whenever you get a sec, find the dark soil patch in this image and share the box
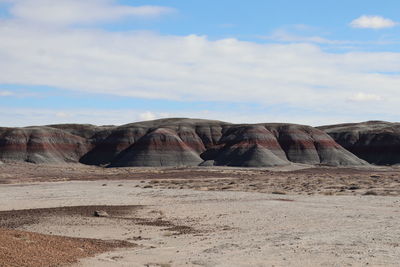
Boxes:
[164,225,196,235]
[0,205,198,235]
[0,205,142,229]
[0,228,134,267]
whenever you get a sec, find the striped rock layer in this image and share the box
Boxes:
[0,118,368,167]
[319,121,400,165]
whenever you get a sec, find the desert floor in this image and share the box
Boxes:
[1,163,400,266]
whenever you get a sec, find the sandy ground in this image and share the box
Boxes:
[1,173,400,266]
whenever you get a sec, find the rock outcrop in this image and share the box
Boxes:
[319,121,400,165]
[0,118,368,167]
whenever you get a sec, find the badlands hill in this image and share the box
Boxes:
[319,121,400,165]
[0,118,368,167]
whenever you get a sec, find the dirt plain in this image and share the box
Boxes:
[1,162,400,196]
[1,163,400,266]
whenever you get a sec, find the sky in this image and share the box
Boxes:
[1,0,400,127]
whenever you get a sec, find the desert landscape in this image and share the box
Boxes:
[0,119,400,266]
[2,0,400,266]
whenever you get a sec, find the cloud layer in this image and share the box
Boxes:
[1,23,399,114]
[348,92,383,102]
[2,0,174,25]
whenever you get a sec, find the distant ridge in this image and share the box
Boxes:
[0,118,369,167]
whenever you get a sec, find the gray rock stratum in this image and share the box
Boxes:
[319,121,400,165]
[0,118,368,167]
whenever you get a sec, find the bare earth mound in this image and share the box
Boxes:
[319,121,400,165]
[0,118,367,167]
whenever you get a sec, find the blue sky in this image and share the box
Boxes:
[118,0,400,45]
[1,0,400,126]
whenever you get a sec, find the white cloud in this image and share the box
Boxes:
[5,0,174,25]
[348,92,383,102]
[55,111,70,118]
[0,89,40,97]
[138,111,158,121]
[0,90,13,96]
[350,15,397,29]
